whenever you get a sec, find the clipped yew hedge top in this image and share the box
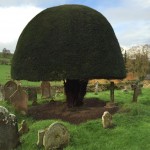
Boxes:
[11,4,126,81]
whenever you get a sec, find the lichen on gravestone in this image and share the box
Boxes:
[0,106,20,150]
[102,111,113,128]
[43,122,70,150]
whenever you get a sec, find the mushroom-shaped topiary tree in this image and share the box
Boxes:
[11,4,126,107]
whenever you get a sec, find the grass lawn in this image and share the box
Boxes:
[0,88,149,150]
[0,64,11,84]
[0,64,63,86]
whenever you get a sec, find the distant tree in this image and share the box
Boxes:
[126,49,149,80]
[126,54,136,75]
[135,50,149,80]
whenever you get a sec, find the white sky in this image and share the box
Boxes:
[0,0,150,52]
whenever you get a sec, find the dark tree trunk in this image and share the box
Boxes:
[64,79,88,107]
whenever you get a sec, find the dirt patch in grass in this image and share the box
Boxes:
[28,99,118,124]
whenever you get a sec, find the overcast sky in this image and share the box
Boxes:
[0,0,150,52]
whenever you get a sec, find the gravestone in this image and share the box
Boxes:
[0,85,4,101]
[27,87,37,101]
[4,80,17,101]
[18,120,29,136]
[50,87,57,100]
[10,85,28,114]
[41,81,51,98]
[132,83,143,102]
[43,122,70,150]
[102,111,113,128]
[94,81,99,94]
[0,106,19,150]
[37,129,46,147]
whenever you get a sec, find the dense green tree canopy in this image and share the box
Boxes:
[11,4,126,81]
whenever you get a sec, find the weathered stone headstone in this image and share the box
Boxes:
[94,81,99,94]
[4,80,17,101]
[41,81,51,98]
[37,129,46,147]
[0,85,4,101]
[0,106,19,150]
[18,120,29,136]
[50,87,57,100]
[102,111,113,128]
[132,83,143,102]
[10,85,28,114]
[43,122,70,150]
[27,87,37,101]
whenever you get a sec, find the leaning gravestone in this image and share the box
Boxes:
[41,81,51,98]
[4,80,18,101]
[43,122,70,150]
[10,85,28,114]
[0,106,19,150]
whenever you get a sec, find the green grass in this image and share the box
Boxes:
[16,116,149,150]
[0,64,63,86]
[0,88,149,150]
[66,114,150,150]
[0,64,11,84]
